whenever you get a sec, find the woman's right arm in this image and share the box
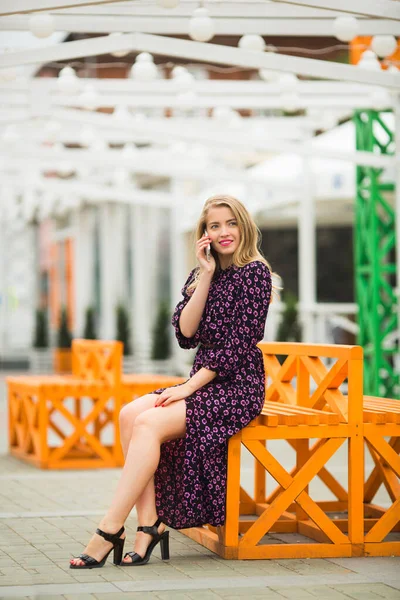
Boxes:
[179,232,216,338]
[179,269,213,338]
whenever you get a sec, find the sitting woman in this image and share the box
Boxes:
[69,193,275,568]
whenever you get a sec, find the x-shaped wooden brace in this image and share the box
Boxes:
[48,402,113,443]
[299,356,348,420]
[11,391,40,455]
[365,437,400,504]
[74,349,118,385]
[264,354,348,422]
[364,433,400,543]
[46,392,114,463]
[264,355,297,404]
[240,437,349,547]
[265,438,348,505]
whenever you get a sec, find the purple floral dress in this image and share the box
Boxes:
[151,260,272,529]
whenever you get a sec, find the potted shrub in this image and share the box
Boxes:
[116,303,134,373]
[277,292,301,343]
[54,306,73,373]
[276,292,301,365]
[83,306,97,339]
[150,300,173,374]
[30,308,52,373]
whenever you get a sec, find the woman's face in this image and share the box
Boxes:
[205,205,240,259]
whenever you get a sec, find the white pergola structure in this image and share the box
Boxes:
[0,0,399,367]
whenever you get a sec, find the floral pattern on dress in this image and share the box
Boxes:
[150,260,272,529]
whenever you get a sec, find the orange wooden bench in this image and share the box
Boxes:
[181,342,399,558]
[8,339,184,469]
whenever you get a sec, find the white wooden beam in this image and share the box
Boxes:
[1,108,395,168]
[0,0,131,16]
[1,33,398,89]
[1,147,301,188]
[275,0,400,20]
[0,78,383,96]
[0,1,375,19]
[0,90,388,110]
[50,2,348,18]
[1,114,317,142]
[2,14,399,35]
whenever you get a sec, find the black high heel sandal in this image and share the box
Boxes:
[120,517,169,566]
[69,525,125,569]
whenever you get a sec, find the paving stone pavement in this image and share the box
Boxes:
[0,378,399,599]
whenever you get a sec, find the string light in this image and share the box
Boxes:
[44,41,399,78]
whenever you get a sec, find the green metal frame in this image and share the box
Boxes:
[353,109,398,398]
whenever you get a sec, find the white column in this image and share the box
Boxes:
[73,206,95,337]
[298,157,317,343]
[147,204,163,331]
[131,204,151,365]
[2,219,37,351]
[130,202,168,368]
[170,180,191,373]
[99,202,127,339]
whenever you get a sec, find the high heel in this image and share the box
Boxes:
[120,518,169,566]
[69,526,125,569]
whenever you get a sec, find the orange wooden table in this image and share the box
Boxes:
[7,339,184,470]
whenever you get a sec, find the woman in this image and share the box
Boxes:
[70,194,275,569]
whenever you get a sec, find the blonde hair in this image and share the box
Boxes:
[187,194,280,299]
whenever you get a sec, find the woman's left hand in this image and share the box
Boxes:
[154,383,193,407]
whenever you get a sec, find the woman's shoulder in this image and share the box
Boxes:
[240,260,271,277]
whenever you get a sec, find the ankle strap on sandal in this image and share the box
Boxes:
[137,517,162,537]
[96,525,125,544]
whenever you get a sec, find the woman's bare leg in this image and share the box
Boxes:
[119,395,165,559]
[70,396,186,566]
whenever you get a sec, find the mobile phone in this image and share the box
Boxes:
[204,229,211,261]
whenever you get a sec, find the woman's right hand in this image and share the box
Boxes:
[196,233,216,274]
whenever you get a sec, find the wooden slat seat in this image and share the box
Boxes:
[261,400,340,426]
[363,396,400,424]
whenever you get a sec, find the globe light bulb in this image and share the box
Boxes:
[174,71,195,92]
[29,13,55,38]
[157,0,180,7]
[57,68,81,95]
[281,92,300,113]
[45,120,61,143]
[80,83,98,110]
[108,32,131,58]
[371,35,397,58]
[130,53,158,81]
[189,7,215,42]
[172,65,187,78]
[278,73,298,92]
[238,35,265,52]
[332,16,359,42]
[358,50,381,71]
[0,67,17,82]
[370,87,391,110]
[259,68,280,82]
